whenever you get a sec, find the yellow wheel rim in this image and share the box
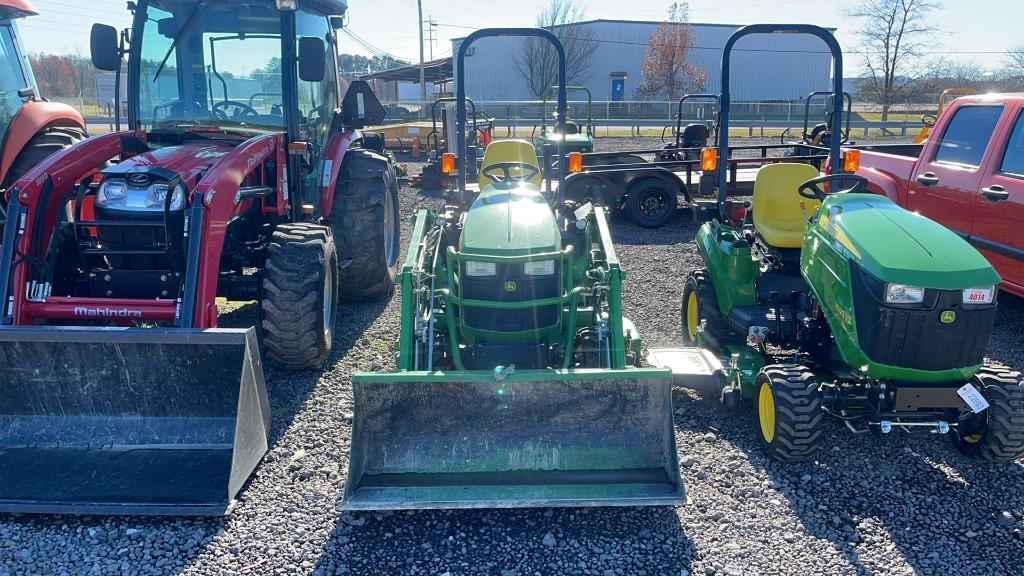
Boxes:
[962,432,983,444]
[759,383,776,443]
[686,291,699,341]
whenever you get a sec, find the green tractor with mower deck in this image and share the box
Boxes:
[342,29,682,510]
[650,24,1024,462]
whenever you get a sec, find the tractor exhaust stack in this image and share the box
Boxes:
[342,369,683,510]
[0,327,270,515]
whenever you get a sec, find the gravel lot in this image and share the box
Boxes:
[2,136,1024,575]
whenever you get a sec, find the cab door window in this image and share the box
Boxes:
[933,105,1004,168]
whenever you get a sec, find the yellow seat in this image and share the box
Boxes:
[751,163,822,249]
[478,139,543,189]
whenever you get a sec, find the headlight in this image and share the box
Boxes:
[963,286,995,304]
[885,284,925,304]
[465,261,496,277]
[96,180,128,207]
[146,183,185,210]
[523,259,555,276]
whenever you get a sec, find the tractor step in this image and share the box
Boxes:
[646,347,727,394]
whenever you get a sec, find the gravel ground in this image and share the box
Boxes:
[2,136,1023,575]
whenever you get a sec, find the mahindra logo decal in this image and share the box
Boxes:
[73,306,144,319]
[128,173,151,187]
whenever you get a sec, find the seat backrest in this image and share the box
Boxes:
[751,163,822,248]
[680,124,710,147]
[479,139,543,189]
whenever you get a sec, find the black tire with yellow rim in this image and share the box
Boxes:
[753,364,824,461]
[680,270,728,348]
[951,362,1024,462]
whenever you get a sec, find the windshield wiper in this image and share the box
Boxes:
[153,0,211,82]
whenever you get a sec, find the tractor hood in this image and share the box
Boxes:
[814,194,999,289]
[101,142,235,192]
[459,185,560,256]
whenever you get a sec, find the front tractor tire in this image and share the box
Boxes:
[680,269,728,348]
[332,149,400,301]
[260,224,339,371]
[952,363,1024,462]
[754,365,824,461]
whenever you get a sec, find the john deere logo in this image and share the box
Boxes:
[504,281,517,292]
[940,310,956,324]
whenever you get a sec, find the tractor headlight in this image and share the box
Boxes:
[96,180,128,207]
[963,285,995,305]
[465,261,496,277]
[145,182,185,211]
[885,284,925,304]
[523,259,555,276]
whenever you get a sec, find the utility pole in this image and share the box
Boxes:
[418,0,426,118]
[427,17,437,61]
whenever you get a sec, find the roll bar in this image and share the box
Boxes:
[456,28,567,197]
[802,90,852,143]
[675,93,720,147]
[717,24,844,219]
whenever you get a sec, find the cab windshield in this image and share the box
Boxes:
[0,24,27,139]
[135,0,337,136]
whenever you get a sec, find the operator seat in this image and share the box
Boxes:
[478,139,544,189]
[751,163,821,250]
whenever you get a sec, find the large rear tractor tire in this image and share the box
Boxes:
[952,362,1024,462]
[260,223,339,371]
[2,125,87,189]
[680,269,729,348]
[625,178,677,228]
[754,365,824,461]
[331,149,400,301]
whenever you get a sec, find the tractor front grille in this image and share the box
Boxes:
[460,263,559,333]
[851,266,995,372]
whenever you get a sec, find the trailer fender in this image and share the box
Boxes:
[0,101,86,186]
[563,173,616,208]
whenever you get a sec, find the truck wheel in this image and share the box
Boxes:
[2,125,87,188]
[260,223,338,370]
[680,269,728,348]
[332,149,400,301]
[625,178,677,228]
[951,363,1024,462]
[754,365,824,461]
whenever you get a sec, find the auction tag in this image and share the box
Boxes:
[957,384,989,414]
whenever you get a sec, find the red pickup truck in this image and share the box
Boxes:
[851,94,1024,297]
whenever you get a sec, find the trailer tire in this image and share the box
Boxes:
[754,365,824,461]
[625,178,677,228]
[2,125,86,188]
[680,269,729,348]
[261,223,338,371]
[332,149,400,301]
[952,362,1024,462]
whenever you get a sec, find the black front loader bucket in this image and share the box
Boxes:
[0,327,270,515]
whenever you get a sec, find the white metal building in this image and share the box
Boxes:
[452,20,837,102]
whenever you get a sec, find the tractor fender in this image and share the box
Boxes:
[694,220,757,316]
[0,100,85,186]
[318,129,360,216]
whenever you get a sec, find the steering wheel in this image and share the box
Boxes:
[213,100,258,121]
[798,174,869,200]
[921,114,937,128]
[482,162,540,185]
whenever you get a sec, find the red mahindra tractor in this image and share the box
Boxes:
[0,0,87,224]
[0,0,398,515]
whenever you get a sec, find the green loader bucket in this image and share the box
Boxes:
[343,368,683,510]
[0,326,270,515]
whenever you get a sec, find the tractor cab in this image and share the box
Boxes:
[0,1,36,152]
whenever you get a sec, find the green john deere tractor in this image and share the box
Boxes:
[342,29,682,510]
[649,24,1024,462]
[534,85,594,161]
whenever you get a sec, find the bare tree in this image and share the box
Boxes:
[513,0,597,100]
[1001,46,1024,88]
[847,0,940,119]
[635,3,707,101]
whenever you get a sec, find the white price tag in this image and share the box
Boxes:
[957,384,989,414]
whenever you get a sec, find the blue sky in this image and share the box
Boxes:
[16,0,1024,75]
